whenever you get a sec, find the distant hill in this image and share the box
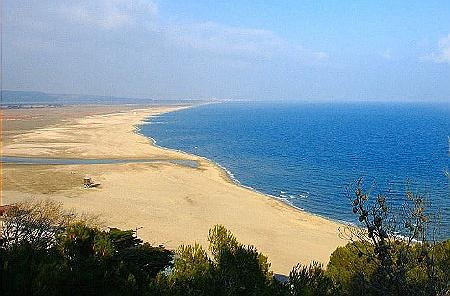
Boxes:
[1,90,207,107]
[1,90,60,105]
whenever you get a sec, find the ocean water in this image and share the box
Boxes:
[140,102,450,240]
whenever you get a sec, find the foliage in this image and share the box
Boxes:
[327,242,381,295]
[1,190,448,296]
[157,243,214,295]
[158,224,278,295]
[327,239,450,296]
[336,178,450,296]
[0,201,172,296]
[208,224,239,259]
[1,199,78,249]
[288,261,338,296]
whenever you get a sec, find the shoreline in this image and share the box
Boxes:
[139,106,351,227]
[135,105,242,185]
[2,104,347,274]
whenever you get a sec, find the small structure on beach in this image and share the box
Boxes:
[83,177,93,188]
[83,177,100,188]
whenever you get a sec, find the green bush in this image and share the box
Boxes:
[2,197,448,295]
[327,240,450,296]
[327,242,377,295]
[158,243,214,295]
[289,261,338,296]
[1,219,172,296]
[158,224,278,296]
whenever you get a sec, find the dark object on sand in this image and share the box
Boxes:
[83,177,100,188]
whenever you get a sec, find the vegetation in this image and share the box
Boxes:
[0,200,172,296]
[155,224,278,295]
[335,178,449,295]
[1,187,449,295]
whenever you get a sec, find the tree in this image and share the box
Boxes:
[336,178,449,296]
[158,224,278,296]
[0,200,173,296]
[327,242,377,295]
[158,243,214,296]
[0,199,86,250]
[288,261,338,296]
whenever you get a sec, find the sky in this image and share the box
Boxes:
[2,0,450,101]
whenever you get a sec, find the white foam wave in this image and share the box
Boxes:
[215,163,242,185]
[298,192,309,199]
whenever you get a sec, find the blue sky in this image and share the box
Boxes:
[3,0,450,101]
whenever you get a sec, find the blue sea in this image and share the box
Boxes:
[140,102,450,240]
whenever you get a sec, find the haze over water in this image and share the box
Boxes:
[142,102,450,239]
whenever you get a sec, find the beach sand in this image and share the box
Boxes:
[1,105,347,275]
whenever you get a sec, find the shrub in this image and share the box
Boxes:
[289,261,338,296]
[335,179,450,296]
[158,243,214,296]
[158,224,278,296]
[0,201,172,296]
[327,242,377,295]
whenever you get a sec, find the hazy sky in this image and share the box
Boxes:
[3,0,450,101]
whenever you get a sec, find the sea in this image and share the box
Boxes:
[140,102,450,240]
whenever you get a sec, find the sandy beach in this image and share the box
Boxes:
[1,105,347,275]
